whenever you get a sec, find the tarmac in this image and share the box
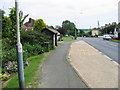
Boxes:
[68,40,119,88]
[40,41,88,88]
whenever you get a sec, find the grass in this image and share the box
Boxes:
[110,39,120,42]
[3,53,48,88]
[62,36,75,42]
[57,42,63,46]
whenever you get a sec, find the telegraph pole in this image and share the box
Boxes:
[15,0,25,88]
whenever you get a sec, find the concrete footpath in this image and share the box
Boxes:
[40,42,88,88]
[68,40,119,88]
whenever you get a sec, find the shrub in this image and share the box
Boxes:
[50,45,55,50]
[23,44,34,56]
[2,48,17,65]
[21,30,50,46]
[23,43,45,60]
[4,61,17,74]
[33,44,45,54]
[118,32,120,40]
[0,73,10,81]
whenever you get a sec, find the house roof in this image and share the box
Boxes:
[22,25,27,29]
[24,18,35,27]
[22,18,35,30]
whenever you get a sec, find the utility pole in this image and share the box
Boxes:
[15,0,25,88]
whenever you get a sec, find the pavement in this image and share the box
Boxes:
[68,40,119,88]
[39,41,88,88]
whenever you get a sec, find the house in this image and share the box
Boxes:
[114,23,120,38]
[22,18,35,31]
[92,28,99,36]
[41,28,60,46]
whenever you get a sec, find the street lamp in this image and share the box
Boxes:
[75,27,77,40]
[15,0,25,88]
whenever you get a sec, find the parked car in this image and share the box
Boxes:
[103,35,111,40]
[111,36,120,40]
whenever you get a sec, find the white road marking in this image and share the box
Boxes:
[109,44,118,47]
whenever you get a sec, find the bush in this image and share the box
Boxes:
[4,61,17,74]
[21,30,50,46]
[2,30,54,76]
[33,44,45,54]
[50,45,55,50]
[23,44,35,56]
[118,32,120,39]
[2,48,17,65]
[23,43,45,60]
[0,73,10,81]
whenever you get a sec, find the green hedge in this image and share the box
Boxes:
[2,30,53,75]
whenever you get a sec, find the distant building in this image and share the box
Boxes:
[22,18,35,31]
[92,28,99,36]
[114,23,120,37]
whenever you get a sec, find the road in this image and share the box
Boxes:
[40,41,89,88]
[77,37,119,63]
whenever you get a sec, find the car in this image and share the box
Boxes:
[103,35,111,40]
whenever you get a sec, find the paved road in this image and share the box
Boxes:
[77,37,119,63]
[40,41,89,88]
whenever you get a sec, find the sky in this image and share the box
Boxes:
[0,0,119,29]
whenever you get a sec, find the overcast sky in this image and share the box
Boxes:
[0,0,119,29]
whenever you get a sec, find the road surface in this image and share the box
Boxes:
[77,37,119,63]
[40,41,89,88]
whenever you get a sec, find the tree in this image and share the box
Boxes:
[48,25,54,29]
[62,20,76,36]
[33,19,47,31]
[0,9,5,38]
[101,22,117,35]
[2,7,28,46]
[9,7,28,38]
[2,16,12,38]
[0,9,5,21]
[57,26,66,35]
[78,30,85,37]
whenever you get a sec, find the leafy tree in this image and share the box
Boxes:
[101,22,117,35]
[48,25,54,29]
[19,11,29,28]
[9,7,28,39]
[2,16,12,38]
[0,9,4,21]
[88,30,92,37]
[62,20,76,36]
[78,30,85,37]
[0,9,5,38]
[33,19,47,31]
[56,26,66,35]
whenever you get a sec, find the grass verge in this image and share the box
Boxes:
[3,53,48,88]
[110,39,120,42]
[62,36,74,42]
[57,42,63,46]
